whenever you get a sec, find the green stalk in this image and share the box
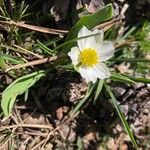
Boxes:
[70,82,94,116]
[127,76,150,84]
[111,58,150,63]
[104,83,138,149]
[54,32,101,52]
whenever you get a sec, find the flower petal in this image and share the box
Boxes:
[99,41,115,61]
[78,62,110,83]
[77,26,97,50]
[93,63,111,79]
[68,46,80,65]
[92,29,104,43]
[79,67,98,83]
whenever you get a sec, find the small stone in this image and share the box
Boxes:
[133,83,145,90]
[122,89,134,101]
[143,108,149,115]
[113,86,126,98]
[120,105,129,116]
[134,119,142,127]
[115,124,123,132]
[134,126,145,135]
[142,115,148,125]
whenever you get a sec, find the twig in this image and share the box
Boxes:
[41,112,79,149]
[5,56,58,72]
[0,20,68,35]
[1,111,79,149]
[95,16,122,30]
[115,39,135,48]
[10,114,19,124]
[16,52,29,63]
[14,106,23,123]
[22,137,31,145]
[31,139,45,150]
[19,131,48,137]
[13,44,43,59]
[0,124,53,130]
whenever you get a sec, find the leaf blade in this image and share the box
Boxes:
[1,70,45,116]
[110,72,136,84]
[93,79,104,104]
[104,83,138,149]
[65,4,113,51]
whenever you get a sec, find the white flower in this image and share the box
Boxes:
[68,26,115,83]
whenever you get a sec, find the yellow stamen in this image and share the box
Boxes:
[80,48,99,67]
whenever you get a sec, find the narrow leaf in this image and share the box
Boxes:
[127,76,150,84]
[71,82,94,116]
[37,40,55,55]
[0,54,22,64]
[1,70,45,116]
[93,79,104,104]
[111,72,136,84]
[104,83,138,148]
[0,58,6,69]
[65,4,113,51]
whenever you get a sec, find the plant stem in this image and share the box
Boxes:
[104,83,138,149]
[111,58,150,62]
[127,76,150,84]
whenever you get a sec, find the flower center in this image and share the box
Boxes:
[80,48,99,67]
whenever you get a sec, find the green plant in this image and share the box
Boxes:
[1,3,150,149]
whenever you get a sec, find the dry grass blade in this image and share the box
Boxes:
[94,16,122,31]
[0,20,68,35]
[0,124,53,131]
[5,56,58,72]
[18,131,48,137]
[40,112,79,149]
[13,44,43,59]
[31,139,45,150]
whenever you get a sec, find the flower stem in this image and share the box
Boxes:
[111,58,150,62]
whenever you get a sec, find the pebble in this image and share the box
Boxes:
[118,0,125,2]
[134,126,145,135]
[142,115,148,125]
[143,108,149,115]
[133,83,145,90]
[122,89,134,101]
[113,86,126,98]
[134,119,142,127]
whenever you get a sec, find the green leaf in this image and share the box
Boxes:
[117,25,137,42]
[37,40,55,55]
[139,40,150,52]
[104,83,138,149]
[70,82,95,116]
[93,79,104,104]
[33,37,61,50]
[65,4,113,51]
[127,76,150,84]
[0,58,6,69]
[111,58,150,63]
[1,70,45,116]
[110,72,136,84]
[0,54,22,64]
